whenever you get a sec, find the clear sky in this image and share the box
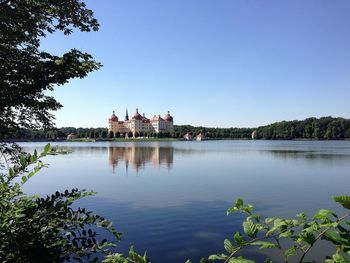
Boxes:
[42,0,350,128]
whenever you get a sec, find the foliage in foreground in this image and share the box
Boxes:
[189,198,350,263]
[0,144,149,263]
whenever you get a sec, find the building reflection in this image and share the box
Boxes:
[108,144,174,173]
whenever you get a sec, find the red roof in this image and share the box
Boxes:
[151,115,164,121]
[109,111,118,122]
[132,108,143,120]
[164,111,173,122]
[142,113,150,122]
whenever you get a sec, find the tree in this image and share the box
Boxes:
[101,130,107,138]
[89,131,95,139]
[108,131,114,138]
[346,128,350,138]
[115,132,120,138]
[0,0,101,139]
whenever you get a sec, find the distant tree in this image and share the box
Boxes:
[89,131,95,138]
[134,132,139,138]
[127,132,133,138]
[101,130,107,138]
[115,132,120,138]
[345,128,350,138]
[313,127,321,139]
[108,131,114,138]
[163,132,170,138]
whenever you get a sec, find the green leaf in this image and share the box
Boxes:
[323,230,348,245]
[21,176,27,184]
[279,230,293,238]
[236,199,244,209]
[20,155,26,166]
[43,144,52,155]
[208,254,227,260]
[329,253,350,263]
[314,209,338,220]
[250,241,277,249]
[128,245,145,263]
[247,215,260,222]
[265,217,276,224]
[298,231,316,245]
[297,212,307,220]
[284,246,297,259]
[228,256,256,263]
[224,239,236,253]
[333,196,350,210]
[9,168,14,178]
[243,204,253,215]
[227,199,245,215]
[227,207,240,215]
[243,221,258,238]
[273,218,287,228]
[266,226,278,236]
[234,232,246,246]
[304,221,320,232]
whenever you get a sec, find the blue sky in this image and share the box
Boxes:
[42,0,350,128]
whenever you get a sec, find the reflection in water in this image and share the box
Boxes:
[263,149,350,163]
[108,145,174,172]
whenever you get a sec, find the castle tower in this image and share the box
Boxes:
[125,108,129,121]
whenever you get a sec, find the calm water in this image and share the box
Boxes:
[20,140,350,262]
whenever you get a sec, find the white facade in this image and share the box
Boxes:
[108,108,174,137]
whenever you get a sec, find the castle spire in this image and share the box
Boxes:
[125,108,129,121]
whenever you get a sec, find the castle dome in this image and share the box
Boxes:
[109,111,118,122]
[132,108,143,120]
[164,111,173,122]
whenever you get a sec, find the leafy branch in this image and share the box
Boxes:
[192,198,350,263]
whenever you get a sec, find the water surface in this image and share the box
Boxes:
[20,140,350,262]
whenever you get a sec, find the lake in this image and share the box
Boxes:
[20,140,350,262]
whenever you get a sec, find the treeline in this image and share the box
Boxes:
[5,127,109,140]
[5,127,172,140]
[173,125,253,139]
[3,117,350,140]
[256,116,350,140]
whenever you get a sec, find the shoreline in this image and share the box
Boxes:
[2,138,350,143]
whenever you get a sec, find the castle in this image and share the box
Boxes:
[108,108,174,137]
